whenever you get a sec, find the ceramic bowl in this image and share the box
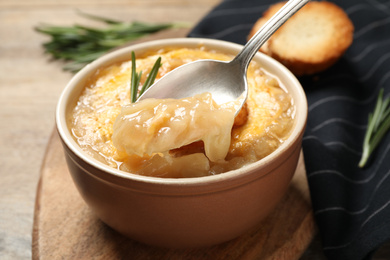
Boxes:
[56,38,308,248]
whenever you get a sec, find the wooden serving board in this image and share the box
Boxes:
[32,129,316,260]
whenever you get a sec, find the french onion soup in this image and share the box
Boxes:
[69,47,295,178]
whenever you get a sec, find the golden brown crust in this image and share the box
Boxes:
[233,102,248,127]
[248,1,354,76]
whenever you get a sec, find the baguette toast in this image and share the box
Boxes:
[248,1,354,76]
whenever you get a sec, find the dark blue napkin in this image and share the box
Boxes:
[189,1,390,259]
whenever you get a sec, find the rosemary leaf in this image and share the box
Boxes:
[130,52,162,103]
[359,89,390,168]
[76,10,121,25]
[140,57,162,95]
[371,90,384,132]
[370,111,390,155]
[130,52,139,103]
[35,11,186,72]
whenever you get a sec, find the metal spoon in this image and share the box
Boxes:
[138,0,309,111]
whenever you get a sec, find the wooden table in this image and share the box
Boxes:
[1,0,389,259]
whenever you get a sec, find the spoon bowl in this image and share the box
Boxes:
[138,0,310,110]
[138,59,246,105]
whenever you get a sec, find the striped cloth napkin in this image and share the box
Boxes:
[189,1,390,259]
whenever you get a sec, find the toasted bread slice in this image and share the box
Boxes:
[248,1,354,76]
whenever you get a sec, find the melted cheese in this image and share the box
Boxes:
[69,47,295,178]
[112,93,238,162]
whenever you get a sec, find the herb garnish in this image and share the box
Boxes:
[130,51,162,103]
[359,88,390,168]
[35,11,183,72]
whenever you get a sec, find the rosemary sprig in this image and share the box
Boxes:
[359,88,390,168]
[130,51,162,103]
[35,11,184,72]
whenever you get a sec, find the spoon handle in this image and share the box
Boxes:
[233,0,310,70]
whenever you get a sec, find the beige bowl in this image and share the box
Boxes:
[56,38,307,248]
